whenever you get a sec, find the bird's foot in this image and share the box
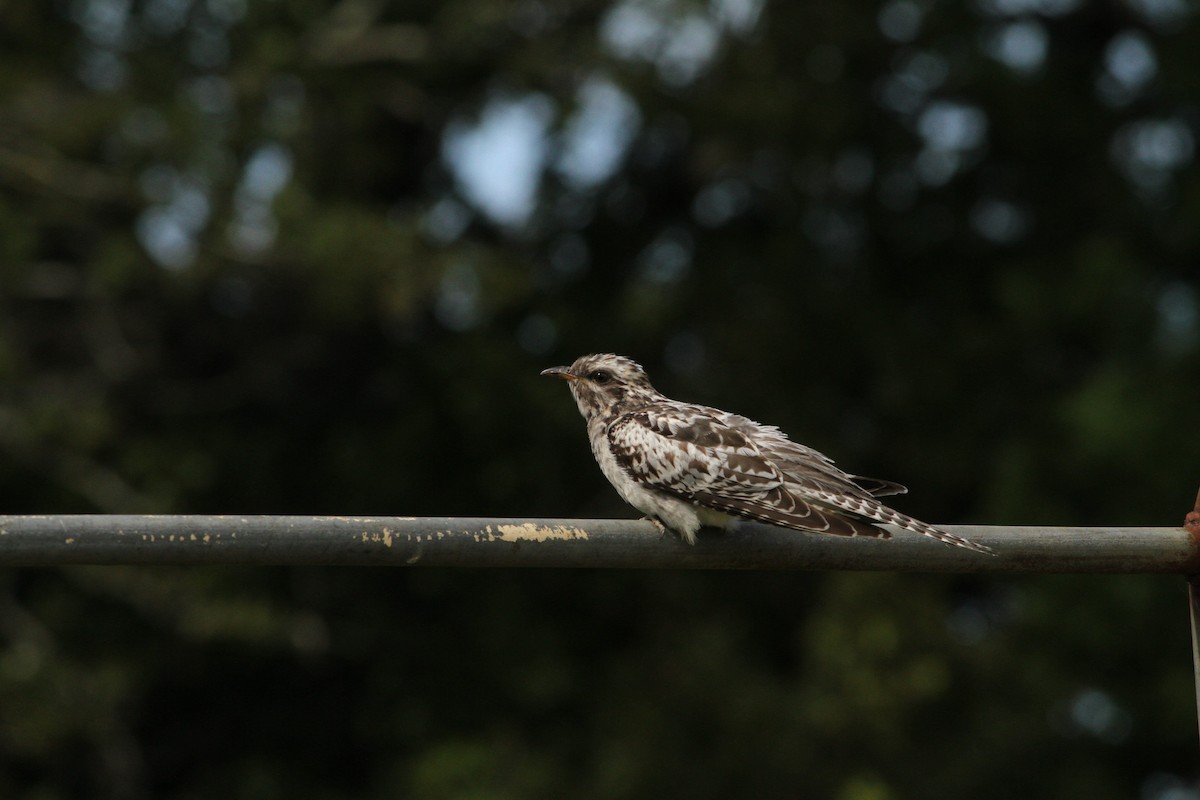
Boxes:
[641,516,670,539]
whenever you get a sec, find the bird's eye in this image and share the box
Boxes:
[589,370,612,384]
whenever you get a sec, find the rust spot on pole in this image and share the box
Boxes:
[1186,486,1200,751]
[1186,484,1200,542]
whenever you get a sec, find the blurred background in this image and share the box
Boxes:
[1,0,1199,797]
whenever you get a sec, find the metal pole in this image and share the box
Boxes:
[0,515,1196,572]
[1189,576,1200,748]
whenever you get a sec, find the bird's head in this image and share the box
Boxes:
[541,353,660,421]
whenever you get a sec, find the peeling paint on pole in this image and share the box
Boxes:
[491,523,589,542]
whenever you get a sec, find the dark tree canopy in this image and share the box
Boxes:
[0,1,1198,797]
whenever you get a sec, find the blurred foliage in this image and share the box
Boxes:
[1,0,1199,797]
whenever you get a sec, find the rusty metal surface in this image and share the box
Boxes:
[1185,485,1200,541]
[1185,486,1200,748]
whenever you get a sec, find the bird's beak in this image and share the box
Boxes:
[540,366,578,381]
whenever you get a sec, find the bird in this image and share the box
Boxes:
[541,353,993,555]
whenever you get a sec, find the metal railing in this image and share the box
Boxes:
[2,508,1198,747]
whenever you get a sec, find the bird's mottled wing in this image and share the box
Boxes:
[719,413,899,500]
[712,409,992,551]
[607,404,889,538]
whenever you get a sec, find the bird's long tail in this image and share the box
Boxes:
[813,490,994,555]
